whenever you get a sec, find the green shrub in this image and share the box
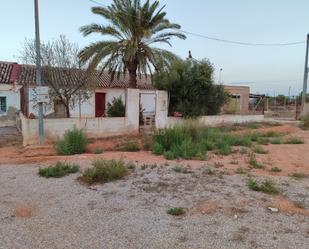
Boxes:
[218,142,232,156]
[289,172,307,179]
[93,148,103,154]
[120,140,140,152]
[270,138,282,144]
[257,137,269,145]
[247,179,279,194]
[152,142,164,155]
[300,115,309,130]
[172,165,190,174]
[143,135,154,151]
[234,167,248,174]
[79,160,128,184]
[55,128,88,155]
[249,155,265,169]
[106,97,125,117]
[164,151,175,160]
[39,162,79,178]
[253,145,268,154]
[284,137,305,144]
[270,167,282,173]
[167,207,186,216]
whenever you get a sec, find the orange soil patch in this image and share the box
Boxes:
[272,197,309,216]
[13,203,38,218]
[0,124,308,177]
[190,201,220,215]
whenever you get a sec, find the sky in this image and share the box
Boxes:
[1,0,309,96]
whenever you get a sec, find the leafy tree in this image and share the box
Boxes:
[155,59,229,118]
[79,0,186,88]
[107,97,126,117]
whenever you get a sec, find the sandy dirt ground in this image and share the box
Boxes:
[0,162,308,249]
[0,123,308,248]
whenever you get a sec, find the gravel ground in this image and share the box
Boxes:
[0,162,308,249]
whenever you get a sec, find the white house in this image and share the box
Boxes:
[0,62,22,127]
[17,64,157,119]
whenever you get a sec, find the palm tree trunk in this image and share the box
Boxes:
[128,63,137,88]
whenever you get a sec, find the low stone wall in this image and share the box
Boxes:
[20,113,138,146]
[167,114,265,128]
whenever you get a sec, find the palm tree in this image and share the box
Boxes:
[79,0,186,88]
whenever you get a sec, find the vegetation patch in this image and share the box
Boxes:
[172,165,190,174]
[248,155,265,169]
[93,148,103,154]
[234,167,248,174]
[300,115,309,130]
[39,162,80,178]
[270,167,282,173]
[55,128,88,155]
[120,140,140,152]
[253,145,268,154]
[79,160,129,184]
[106,97,125,117]
[167,207,186,216]
[284,137,305,145]
[289,172,307,179]
[247,179,279,194]
[270,138,282,144]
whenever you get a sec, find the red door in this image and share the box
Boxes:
[95,93,106,117]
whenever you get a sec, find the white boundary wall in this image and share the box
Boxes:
[166,115,265,128]
[20,114,139,146]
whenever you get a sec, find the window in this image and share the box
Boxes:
[0,97,7,114]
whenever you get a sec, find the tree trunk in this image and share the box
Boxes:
[128,62,138,88]
[65,104,70,118]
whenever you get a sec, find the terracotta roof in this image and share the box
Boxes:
[17,64,154,90]
[0,62,14,84]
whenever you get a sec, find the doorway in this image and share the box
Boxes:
[95,93,106,117]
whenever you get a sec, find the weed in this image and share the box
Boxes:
[55,128,88,155]
[164,151,176,160]
[79,160,128,184]
[230,160,239,165]
[167,207,186,216]
[214,162,224,168]
[240,147,248,154]
[253,145,268,154]
[289,172,307,179]
[248,154,265,169]
[93,148,103,154]
[172,165,190,174]
[293,200,305,209]
[120,140,140,152]
[257,137,269,145]
[284,137,305,145]
[39,162,79,178]
[218,142,232,155]
[152,142,164,155]
[143,135,153,151]
[202,166,216,175]
[234,167,248,174]
[127,161,136,171]
[141,164,148,170]
[270,167,282,173]
[300,115,309,130]
[247,179,279,194]
[270,138,282,144]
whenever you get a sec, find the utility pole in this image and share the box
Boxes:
[34,0,44,144]
[301,34,309,116]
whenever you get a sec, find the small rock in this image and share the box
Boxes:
[268,207,279,213]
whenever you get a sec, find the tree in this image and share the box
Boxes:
[155,59,229,118]
[20,35,89,118]
[107,97,126,117]
[79,0,186,88]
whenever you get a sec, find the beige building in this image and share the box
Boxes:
[223,85,250,114]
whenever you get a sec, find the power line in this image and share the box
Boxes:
[88,0,306,47]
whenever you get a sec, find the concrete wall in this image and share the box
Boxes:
[20,113,139,146]
[166,115,265,128]
[224,86,250,114]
